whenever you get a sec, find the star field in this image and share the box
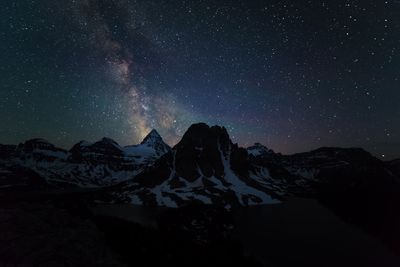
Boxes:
[0,0,399,159]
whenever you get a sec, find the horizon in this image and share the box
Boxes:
[3,122,399,161]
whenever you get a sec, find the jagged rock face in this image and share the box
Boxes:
[123,130,171,168]
[140,129,171,157]
[72,138,122,155]
[276,147,392,195]
[14,139,68,162]
[114,123,280,207]
[1,123,399,212]
[131,124,228,188]
[240,147,396,197]
[133,124,234,187]
[0,132,171,188]
[17,138,63,153]
[247,143,274,158]
[173,123,230,182]
[69,138,126,165]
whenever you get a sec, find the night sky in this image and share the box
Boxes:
[1,0,399,159]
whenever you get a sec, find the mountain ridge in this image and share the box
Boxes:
[1,123,398,203]
[0,129,172,188]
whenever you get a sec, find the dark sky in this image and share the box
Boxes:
[0,0,399,159]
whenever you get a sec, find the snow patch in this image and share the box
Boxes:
[218,141,279,205]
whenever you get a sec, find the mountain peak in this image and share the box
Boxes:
[179,123,231,148]
[75,140,92,147]
[17,138,63,153]
[247,143,274,157]
[136,129,171,156]
[141,129,163,145]
[95,137,121,150]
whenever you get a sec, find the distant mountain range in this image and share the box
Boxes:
[1,122,399,208]
[0,129,170,188]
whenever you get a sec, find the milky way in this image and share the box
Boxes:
[71,0,192,143]
[0,0,399,159]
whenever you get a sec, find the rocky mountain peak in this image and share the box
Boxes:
[247,143,274,157]
[97,137,121,148]
[17,138,63,153]
[137,129,170,157]
[177,123,231,153]
[141,129,163,145]
[126,123,279,207]
[153,123,235,184]
[69,138,123,164]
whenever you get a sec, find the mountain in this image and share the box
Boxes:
[243,144,400,194]
[0,131,171,188]
[107,126,400,208]
[1,124,399,210]
[3,123,398,209]
[110,123,281,207]
[254,146,400,255]
[247,143,275,157]
[70,137,124,164]
[123,129,171,166]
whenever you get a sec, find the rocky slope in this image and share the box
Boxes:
[109,124,400,208]
[110,123,281,207]
[0,201,124,266]
[0,130,170,188]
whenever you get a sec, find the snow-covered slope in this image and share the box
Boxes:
[247,143,274,157]
[123,129,171,166]
[110,123,280,207]
[1,123,397,210]
[0,131,171,187]
[247,146,398,196]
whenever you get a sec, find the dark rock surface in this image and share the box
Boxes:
[0,202,124,267]
[233,199,400,267]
